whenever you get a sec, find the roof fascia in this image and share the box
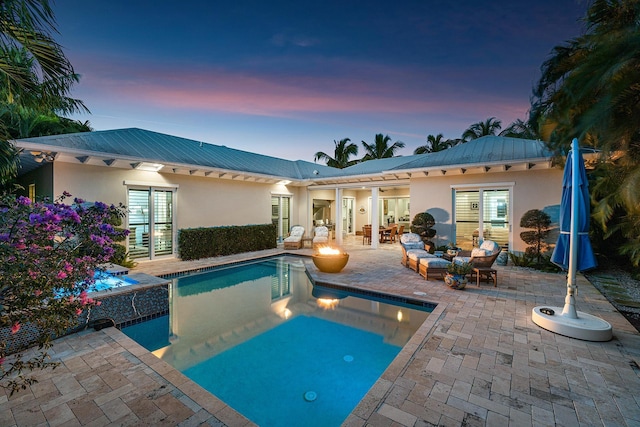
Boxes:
[14,140,303,184]
[389,156,554,175]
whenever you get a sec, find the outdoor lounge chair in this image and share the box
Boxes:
[283,225,305,250]
[313,226,329,248]
[418,257,451,280]
[453,239,501,286]
[400,232,434,270]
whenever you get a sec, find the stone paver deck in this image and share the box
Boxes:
[2,237,640,426]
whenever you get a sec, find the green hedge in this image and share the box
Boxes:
[178,224,277,260]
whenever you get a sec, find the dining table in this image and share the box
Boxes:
[378,226,393,243]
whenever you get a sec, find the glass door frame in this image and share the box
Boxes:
[127,185,177,260]
[451,182,513,250]
[342,197,355,235]
[271,194,292,242]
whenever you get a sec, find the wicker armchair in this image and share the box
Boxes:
[453,240,501,286]
[283,226,305,249]
[313,226,329,248]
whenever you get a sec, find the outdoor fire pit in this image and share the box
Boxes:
[312,247,349,273]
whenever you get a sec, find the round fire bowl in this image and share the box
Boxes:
[312,253,349,273]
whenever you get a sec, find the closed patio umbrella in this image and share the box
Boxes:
[551,139,597,274]
[532,138,612,341]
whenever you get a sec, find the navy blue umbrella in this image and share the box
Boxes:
[551,138,597,318]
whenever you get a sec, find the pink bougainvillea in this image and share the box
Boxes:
[0,193,127,394]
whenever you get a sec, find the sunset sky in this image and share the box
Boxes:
[54,1,588,162]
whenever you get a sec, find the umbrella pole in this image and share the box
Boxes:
[561,138,579,319]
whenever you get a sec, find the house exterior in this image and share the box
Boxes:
[14,128,563,260]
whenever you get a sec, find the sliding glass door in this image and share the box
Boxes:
[128,188,175,259]
[454,188,510,250]
[271,195,291,242]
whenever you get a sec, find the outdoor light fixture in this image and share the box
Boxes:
[30,151,56,163]
[278,180,291,185]
[132,162,164,172]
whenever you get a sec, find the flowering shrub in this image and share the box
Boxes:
[0,192,128,394]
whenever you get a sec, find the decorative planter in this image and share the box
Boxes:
[444,273,467,290]
[312,253,349,273]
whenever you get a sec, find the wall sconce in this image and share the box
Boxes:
[30,151,56,163]
[359,206,366,214]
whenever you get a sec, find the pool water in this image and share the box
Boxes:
[122,256,432,426]
[90,273,139,292]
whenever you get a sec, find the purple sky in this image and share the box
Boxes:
[54,1,588,162]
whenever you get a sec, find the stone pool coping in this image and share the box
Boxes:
[3,239,640,426]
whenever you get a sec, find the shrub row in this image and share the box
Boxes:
[178,224,277,260]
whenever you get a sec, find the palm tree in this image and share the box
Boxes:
[500,119,540,139]
[361,134,405,161]
[414,133,451,154]
[529,0,640,265]
[462,117,502,142]
[0,1,75,94]
[314,138,359,168]
[0,0,86,184]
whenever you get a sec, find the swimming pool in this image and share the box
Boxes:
[122,256,432,426]
[90,272,139,292]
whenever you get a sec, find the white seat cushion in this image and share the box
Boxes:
[420,258,451,268]
[479,240,501,254]
[407,250,435,261]
[284,226,305,242]
[400,232,422,245]
[471,247,486,257]
[454,257,472,265]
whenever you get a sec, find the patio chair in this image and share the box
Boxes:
[418,257,451,280]
[453,239,501,286]
[400,232,434,270]
[362,224,372,245]
[381,225,397,243]
[313,226,329,248]
[283,225,305,250]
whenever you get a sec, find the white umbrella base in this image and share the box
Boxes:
[532,306,612,341]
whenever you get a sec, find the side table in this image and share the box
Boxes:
[301,237,313,249]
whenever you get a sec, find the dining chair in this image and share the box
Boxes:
[363,225,372,245]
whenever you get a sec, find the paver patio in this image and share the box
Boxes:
[2,237,639,426]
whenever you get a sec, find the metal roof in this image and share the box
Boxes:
[14,129,556,186]
[391,136,554,171]
[14,128,337,181]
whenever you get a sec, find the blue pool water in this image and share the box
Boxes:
[90,273,139,292]
[122,256,432,426]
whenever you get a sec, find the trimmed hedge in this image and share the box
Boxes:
[178,224,277,260]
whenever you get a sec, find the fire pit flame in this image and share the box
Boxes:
[317,246,342,256]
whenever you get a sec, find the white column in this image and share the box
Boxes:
[371,187,379,249]
[335,188,343,246]
[306,188,313,238]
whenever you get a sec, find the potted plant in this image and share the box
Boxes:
[444,262,472,289]
[446,242,460,256]
[410,212,436,253]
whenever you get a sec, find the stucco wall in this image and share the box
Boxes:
[409,168,563,252]
[52,162,302,229]
[17,162,54,199]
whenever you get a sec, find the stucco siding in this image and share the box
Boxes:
[409,168,563,252]
[52,163,298,230]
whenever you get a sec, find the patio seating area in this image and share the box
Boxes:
[2,235,640,426]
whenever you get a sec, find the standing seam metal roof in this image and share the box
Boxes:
[15,129,554,180]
